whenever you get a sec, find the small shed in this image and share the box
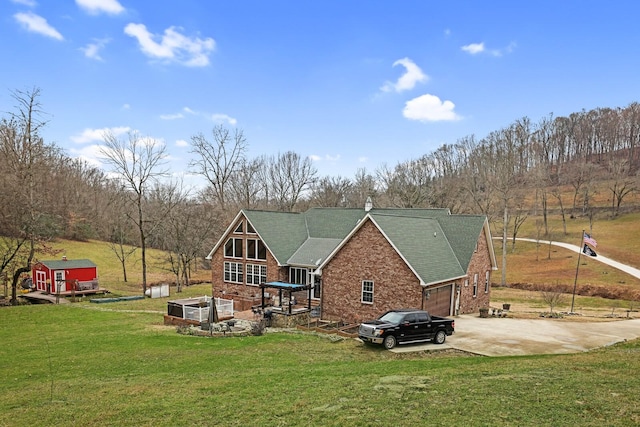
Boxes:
[32,257,98,293]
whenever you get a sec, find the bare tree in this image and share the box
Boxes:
[606,158,637,216]
[106,193,138,283]
[310,176,352,207]
[266,151,317,211]
[100,131,168,296]
[346,168,378,208]
[228,156,267,210]
[566,162,600,215]
[0,88,53,304]
[510,200,529,252]
[458,135,496,217]
[485,123,530,287]
[152,182,216,292]
[190,125,247,211]
[541,286,565,315]
[377,156,435,208]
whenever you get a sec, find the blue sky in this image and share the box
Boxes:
[2,0,640,185]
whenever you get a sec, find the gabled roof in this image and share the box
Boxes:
[369,213,465,285]
[243,210,308,264]
[36,259,97,270]
[207,207,494,284]
[436,214,490,271]
[287,237,343,267]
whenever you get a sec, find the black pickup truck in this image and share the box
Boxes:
[358,309,455,350]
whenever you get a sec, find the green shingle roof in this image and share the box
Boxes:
[39,259,96,270]
[436,215,488,271]
[213,208,490,283]
[287,237,343,267]
[243,210,308,264]
[370,213,465,285]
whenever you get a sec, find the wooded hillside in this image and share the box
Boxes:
[2,88,639,299]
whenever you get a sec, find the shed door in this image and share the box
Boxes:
[54,270,66,293]
[424,284,453,317]
[35,270,47,291]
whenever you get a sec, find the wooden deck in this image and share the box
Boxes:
[20,289,108,304]
[20,291,70,304]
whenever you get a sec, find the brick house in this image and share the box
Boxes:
[206,206,497,323]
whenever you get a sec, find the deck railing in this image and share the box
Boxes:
[182,297,234,322]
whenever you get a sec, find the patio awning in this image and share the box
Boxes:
[259,281,312,314]
[259,281,312,291]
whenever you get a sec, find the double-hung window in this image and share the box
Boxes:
[473,273,478,298]
[224,262,243,284]
[246,264,267,286]
[485,271,490,293]
[361,280,374,304]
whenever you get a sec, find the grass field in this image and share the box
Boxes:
[1,210,640,425]
[1,303,639,426]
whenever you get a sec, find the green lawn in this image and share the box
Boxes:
[1,304,639,426]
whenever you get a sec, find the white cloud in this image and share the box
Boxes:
[124,23,215,67]
[402,94,460,122]
[381,57,428,93]
[14,12,63,40]
[169,107,236,124]
[160,112,184,120]
[11,0,37,7]
[461,42,485,55]
[80,38,109,61]
[71,126,131,143]
[175,139,189,148]
[462,41,516,57]
[122,103,131,110]
[211,113,237,126]
[68,144,105,168]
[309,154,341,163]
[76,0,124,15]
[358,157,368,163]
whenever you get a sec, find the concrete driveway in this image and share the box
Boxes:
[390,315,640,356]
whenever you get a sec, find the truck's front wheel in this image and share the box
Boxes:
[434,330,447,344]
[383,335,397,350]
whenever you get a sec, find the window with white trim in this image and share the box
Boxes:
[473,273,478,298]
[464,278,469,287]
[247,222,256,234]
[246,264,267,286]
[224,238,243,258]
[224,262,243,284]
[362,280,374,304]
[485,271,490,293]
[247,239,267,260]
[234,222,243,233]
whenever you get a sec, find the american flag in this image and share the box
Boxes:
[583,232,597,248]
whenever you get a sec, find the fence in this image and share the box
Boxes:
[182,296,234,322]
